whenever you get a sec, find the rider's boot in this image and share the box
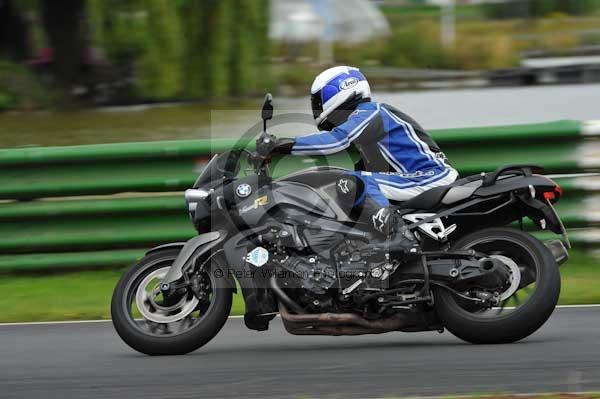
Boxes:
[371,207,420,254]
[333,175,419,254]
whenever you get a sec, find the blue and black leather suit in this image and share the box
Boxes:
[291,101,457,208]
[269,99,457,234]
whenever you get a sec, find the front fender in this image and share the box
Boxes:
[162,231,228,285]
[145,242,187,256]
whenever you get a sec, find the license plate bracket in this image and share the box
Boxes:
[546,199,571,249]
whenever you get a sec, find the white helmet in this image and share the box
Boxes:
[310,66,371,130]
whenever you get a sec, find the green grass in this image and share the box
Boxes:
[0,268,246,323]
[0,250,598,323]
[0,101,262,148]
[380,3,483,20]
[555,250,600,305]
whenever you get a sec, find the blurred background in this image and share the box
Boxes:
[1,0,600,322]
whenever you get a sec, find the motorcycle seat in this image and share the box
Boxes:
[397,185,452,210]
[396,174,483,211]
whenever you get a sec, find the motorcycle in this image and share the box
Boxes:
[111,94,569,355]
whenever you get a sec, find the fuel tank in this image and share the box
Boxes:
[226,167,348,226]
[277,166,346,189]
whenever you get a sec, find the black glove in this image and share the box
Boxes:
[256,135,295,156]
[272,138,295,154]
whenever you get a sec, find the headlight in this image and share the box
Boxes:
[185,189,211,222]
[185,189,210,202]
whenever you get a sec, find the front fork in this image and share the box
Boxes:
[158,231,227,291]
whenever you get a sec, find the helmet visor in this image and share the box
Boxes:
[310,90,323,120]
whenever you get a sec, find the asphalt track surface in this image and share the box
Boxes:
[1,307,599,399]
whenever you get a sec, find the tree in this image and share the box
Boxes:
[180,0,269,99]
[137,0,184,99]
[40,0,88,94]
[0,0,30,61]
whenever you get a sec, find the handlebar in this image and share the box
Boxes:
[242,133,276,177]
[255,132,277,157]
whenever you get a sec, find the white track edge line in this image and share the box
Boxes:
[0,315,245,326]
[370,391,600,399]
[0,304,599,327]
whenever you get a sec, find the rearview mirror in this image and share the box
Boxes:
[262,93,273,121]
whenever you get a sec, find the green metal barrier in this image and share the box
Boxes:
[0,120,597,272]
[0,121,590,200]
[0,120,582,166]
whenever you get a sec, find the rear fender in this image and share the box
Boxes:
[460,174,562,234]
[516,192,563,235]
[474,175,555,197]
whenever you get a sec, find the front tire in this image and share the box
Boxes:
[111,248,233,355]
[434,227,561,344]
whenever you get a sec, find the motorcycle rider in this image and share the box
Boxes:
[261,66,458,249]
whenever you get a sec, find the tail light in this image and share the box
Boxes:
[543,185,562,202]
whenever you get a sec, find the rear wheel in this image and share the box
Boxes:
[111,248,233,355]
[434,227,560,344]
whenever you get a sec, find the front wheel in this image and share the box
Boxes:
[434,227,561,344]
[111,248,232,355]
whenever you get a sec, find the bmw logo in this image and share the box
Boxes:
[236,184,252,198]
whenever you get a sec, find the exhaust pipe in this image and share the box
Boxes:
[278,302,408,333]
[269,276,305,314]
[270,276,409,335]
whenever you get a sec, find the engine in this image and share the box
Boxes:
[247,224,400,312]
[275,238,398,298]
[334,239,399,292]
[278,255,336,294]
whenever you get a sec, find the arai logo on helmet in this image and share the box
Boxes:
[236,183,252,198]
[339,77,359,90]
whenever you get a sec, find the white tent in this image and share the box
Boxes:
[270,0,390,43]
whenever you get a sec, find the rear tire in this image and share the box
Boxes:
[111,248,233,355]
[434,227,560,344]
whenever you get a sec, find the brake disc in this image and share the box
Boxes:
[490,255,521,301]
[135,267,199,323]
